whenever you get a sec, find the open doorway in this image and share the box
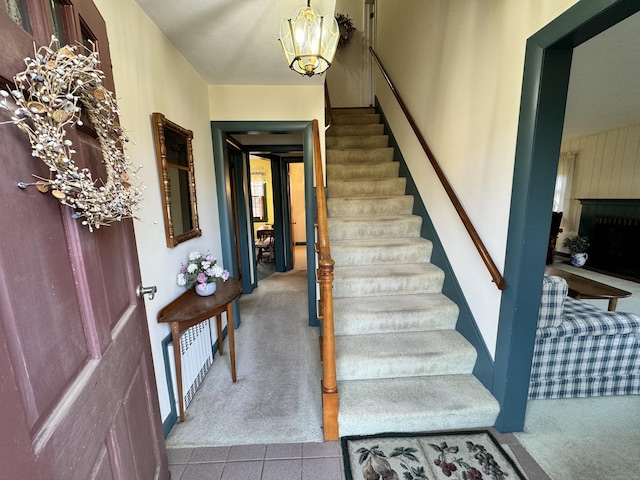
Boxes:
[211,120,319,327]
[288,161,307,270]
[494,1,640,432]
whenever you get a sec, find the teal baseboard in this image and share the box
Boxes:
[376,99,494,389]
[161,324,230,438]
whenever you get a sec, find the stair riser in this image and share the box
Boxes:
[337,376,500,438]
[332,114,380,125]
[327,162,399,180]
[328,217,422,240]
[332,107,376,116]
[327,196,413,217]
[332,272,444,298]
[331,242,431,266]
[327,148,394,164]
[327,124,384,137]
[336,351,477,382]
[326,135,389,149]
[328,178,406,197]
[335,331,477,382]
[334,311,458,336]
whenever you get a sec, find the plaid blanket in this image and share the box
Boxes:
[529,276,640,399]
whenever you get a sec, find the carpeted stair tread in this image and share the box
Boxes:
[327,124,384,137]
[328,215,423,240]
[327,162,400,180]
[333,263,444,298]
[331,237,432,265]
[328,195,414,217]
[333,294,459,336]
[325,106,501,437]
[332,107,376,115]
[332,113,380,125]
[326,135,389,149]
[335,330,477,381]
[337,375,500,437]
[326,147,394,164]
[328,177,406,197]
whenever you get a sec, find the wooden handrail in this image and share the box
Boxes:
[313,119,338,440]
[370,47,506,290]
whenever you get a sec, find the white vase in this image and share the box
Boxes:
[570,252,588,267]
[195,282,217,296]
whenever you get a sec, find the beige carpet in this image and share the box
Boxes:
[165,268,325,447]
[516,260,640,479]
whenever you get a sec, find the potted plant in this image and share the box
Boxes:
[562,234,590,267]
[177,251,229,296]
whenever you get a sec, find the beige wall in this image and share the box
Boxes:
[326,0,366,107]
[374,0,578,356]
[209,85,325,123]
[250,156,274,238]
[95,0,221,422]
[559,121,640,249]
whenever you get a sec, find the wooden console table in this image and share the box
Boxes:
[545,266,631,311]
[158,278,242,422]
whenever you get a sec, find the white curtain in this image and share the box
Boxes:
[553,152,577,215]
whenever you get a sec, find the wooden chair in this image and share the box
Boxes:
[546,211,563,264]
[255,228,274,263]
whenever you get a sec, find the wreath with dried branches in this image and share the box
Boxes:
[336,13,356,48]
[0,38,143,231]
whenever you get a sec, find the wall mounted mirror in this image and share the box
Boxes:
[152,112,201,247]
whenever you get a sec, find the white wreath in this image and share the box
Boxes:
[0,38,143,231]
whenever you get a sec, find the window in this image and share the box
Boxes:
[48,0,69,46]
[251,181,267,221]
[4,0,32,33]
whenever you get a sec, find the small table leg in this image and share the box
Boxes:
[227,303,237,383]
[215,315,224,355]
[608,298,618,311]
[171,322,186,423]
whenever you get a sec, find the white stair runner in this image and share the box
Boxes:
[326,107,499,437]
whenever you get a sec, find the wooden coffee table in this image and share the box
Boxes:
[545,266,631,311]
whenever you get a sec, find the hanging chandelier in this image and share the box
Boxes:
[279,1,339,77]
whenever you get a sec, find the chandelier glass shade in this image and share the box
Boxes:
[279,1,339,77]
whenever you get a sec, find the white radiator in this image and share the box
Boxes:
[167,320,213,412]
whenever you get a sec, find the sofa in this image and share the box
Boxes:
[528,275,640,399]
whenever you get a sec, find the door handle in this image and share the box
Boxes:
[136,284,157,300]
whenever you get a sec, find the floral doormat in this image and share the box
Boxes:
[342,430,527,480]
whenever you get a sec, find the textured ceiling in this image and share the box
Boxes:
[133,1,640,138]
[563,10,640,138]
[133,0,337,86]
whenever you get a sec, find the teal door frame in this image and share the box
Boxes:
[211,121,319,326]
[494,0,640,432]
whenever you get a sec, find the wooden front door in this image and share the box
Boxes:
[0,1,168,479]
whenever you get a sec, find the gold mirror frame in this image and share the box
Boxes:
[152,113,201,247]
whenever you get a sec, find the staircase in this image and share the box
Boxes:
[325,107,500,436]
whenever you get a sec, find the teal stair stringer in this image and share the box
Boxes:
[376,102,495,387]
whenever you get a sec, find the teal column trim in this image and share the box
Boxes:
[160,333,177,436]
[304,123,319,327]
[211,123,242,328]
[376,101,494,388]
[494,0,640,432]
[210,120,318,328]
[270,158,286,272]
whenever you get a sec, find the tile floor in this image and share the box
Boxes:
[167,429,552,480]
[168,441,345,480]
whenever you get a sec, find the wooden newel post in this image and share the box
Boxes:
[318,257,338,440]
